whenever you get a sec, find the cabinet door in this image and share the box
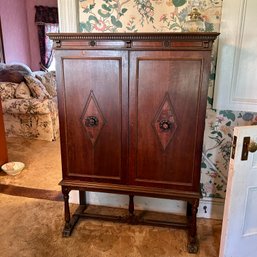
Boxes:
[56,50,128,184]
[129,51,211,192]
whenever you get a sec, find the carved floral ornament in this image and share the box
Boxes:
[81,91,106,145]
[152,93,178,150]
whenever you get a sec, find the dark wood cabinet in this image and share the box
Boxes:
[50,32,219,253]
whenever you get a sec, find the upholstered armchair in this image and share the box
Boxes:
[0,63,59,141]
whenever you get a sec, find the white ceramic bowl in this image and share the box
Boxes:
[1,162,25,176]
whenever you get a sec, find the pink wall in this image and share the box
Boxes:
[0,0,31,66]
[0,0,57,70]
[26,0,57,70]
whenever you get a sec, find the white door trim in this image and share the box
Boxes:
[58,0,79,32]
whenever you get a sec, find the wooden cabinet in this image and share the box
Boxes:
[50,32,218,253]
[0,98,8,166]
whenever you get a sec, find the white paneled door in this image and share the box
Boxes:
[219,125,257,257]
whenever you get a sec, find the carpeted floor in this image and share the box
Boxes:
[0,194,221,257]
[0,137,222,257]
[0,137,61,191]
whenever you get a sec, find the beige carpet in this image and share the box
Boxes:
[0,137,61,191]
[0,137,222,256]
[0,194,221,257]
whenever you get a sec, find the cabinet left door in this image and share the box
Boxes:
[55,50,129,184]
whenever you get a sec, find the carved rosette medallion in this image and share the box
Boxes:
[81,90,106,145]
[152,93,178,150]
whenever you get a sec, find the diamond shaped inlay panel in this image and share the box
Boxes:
[81,90,106,145]
[152,93,178,150]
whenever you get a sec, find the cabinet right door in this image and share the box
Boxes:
[129,50,211,192]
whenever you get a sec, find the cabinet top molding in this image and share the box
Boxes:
[48,32,219,42]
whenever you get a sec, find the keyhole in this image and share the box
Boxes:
[203,206,207,213]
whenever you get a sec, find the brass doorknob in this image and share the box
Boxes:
[241,137,257,161]
[249,141,257,153]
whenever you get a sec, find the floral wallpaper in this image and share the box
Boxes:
[78,0,257,200]
[79,0,221,32]
[202,110,257,199]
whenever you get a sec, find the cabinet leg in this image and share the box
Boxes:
[79,190,87,205]
[187,199,199,254]
[61,189,88,237]
[129,195,134,216]
[128,195,136,224]
[187,202,192,217]
[62,187,72,237]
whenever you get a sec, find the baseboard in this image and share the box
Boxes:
[198,198,224,220]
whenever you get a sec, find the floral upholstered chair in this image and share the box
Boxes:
[0,63,59,141]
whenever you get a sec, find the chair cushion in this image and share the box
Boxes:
[2,98,57,115]
[24,75,51,100]
[15,82,32,99]
[35,71,57,97]
[0,82,19,101]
